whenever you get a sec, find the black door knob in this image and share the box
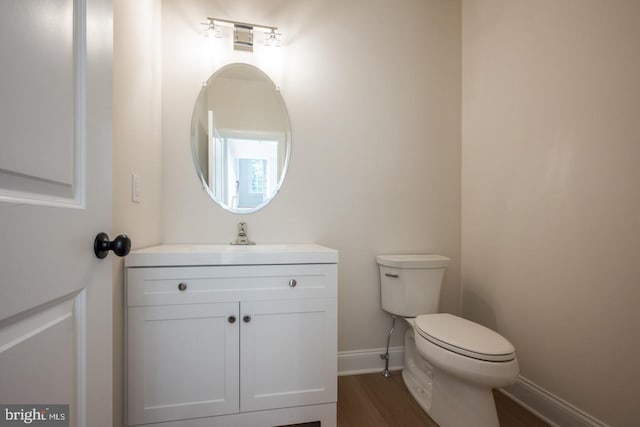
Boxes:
[94,233,131,259]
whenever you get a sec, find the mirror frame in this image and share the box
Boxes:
[190,63,292,214]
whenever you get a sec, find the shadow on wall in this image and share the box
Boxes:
[462,289,499,331]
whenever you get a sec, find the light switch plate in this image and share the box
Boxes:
[132,173,141,203]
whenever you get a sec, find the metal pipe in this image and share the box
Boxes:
[380,315,396,378]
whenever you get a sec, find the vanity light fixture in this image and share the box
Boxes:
[202,17,282,52]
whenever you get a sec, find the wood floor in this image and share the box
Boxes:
[337,372,550,427]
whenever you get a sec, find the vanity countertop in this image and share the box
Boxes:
[125,244,338,267]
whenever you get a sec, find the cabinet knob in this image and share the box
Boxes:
[289,279,297,288]
[243,315,251,323]
[228,315,236,324]
[178,282,187,291]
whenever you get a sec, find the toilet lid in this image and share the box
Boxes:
[376,254,450,269]
[415,313,515,362]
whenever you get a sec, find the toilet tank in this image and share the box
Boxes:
[377,255,450,317]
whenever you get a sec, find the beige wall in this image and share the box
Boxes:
[462,1,640,425]
[113,0,640,424]
[112,0,163,425]
[160,0,462,351]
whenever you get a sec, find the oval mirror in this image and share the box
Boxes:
[191,63,291,213]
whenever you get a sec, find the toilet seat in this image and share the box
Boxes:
[415,313,515,362]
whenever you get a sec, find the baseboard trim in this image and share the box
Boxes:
[501,376,609,427]
[337,346,404,376]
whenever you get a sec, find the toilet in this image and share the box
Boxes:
[377,254,519,427]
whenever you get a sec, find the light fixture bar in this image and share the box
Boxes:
[206,17,277,32]
[202,17,282,51]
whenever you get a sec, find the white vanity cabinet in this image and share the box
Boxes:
[125,245,338,427]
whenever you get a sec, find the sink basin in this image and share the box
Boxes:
[125,244,338,267]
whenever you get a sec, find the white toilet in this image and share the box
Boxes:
[377,254,519,427]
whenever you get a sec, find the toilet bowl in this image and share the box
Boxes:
[377,255,519,427]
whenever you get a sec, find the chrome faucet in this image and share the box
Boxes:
[231,222,255,245]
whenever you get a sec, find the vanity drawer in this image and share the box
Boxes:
[127,264,337,306]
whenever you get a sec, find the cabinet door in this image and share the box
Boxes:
[128,303,239,425]
[240,298,337,412]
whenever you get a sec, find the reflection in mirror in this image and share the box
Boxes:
[191,63,291,213]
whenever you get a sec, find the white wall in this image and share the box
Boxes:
[113,0,163,425]
[208,77,287,132]
[462,1,640,425]
[161,0,461,352]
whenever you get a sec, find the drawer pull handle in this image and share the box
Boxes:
[385,273,399,278]
[243,315,251,323]
[289,279,297,288]
[228,315,236,324]
[178,282,187,291]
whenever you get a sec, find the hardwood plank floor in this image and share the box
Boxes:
[337,372,550,427]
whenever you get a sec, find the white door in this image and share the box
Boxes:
[240,299,338,412]
[0,1,113,426]
[127,303,240,425]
